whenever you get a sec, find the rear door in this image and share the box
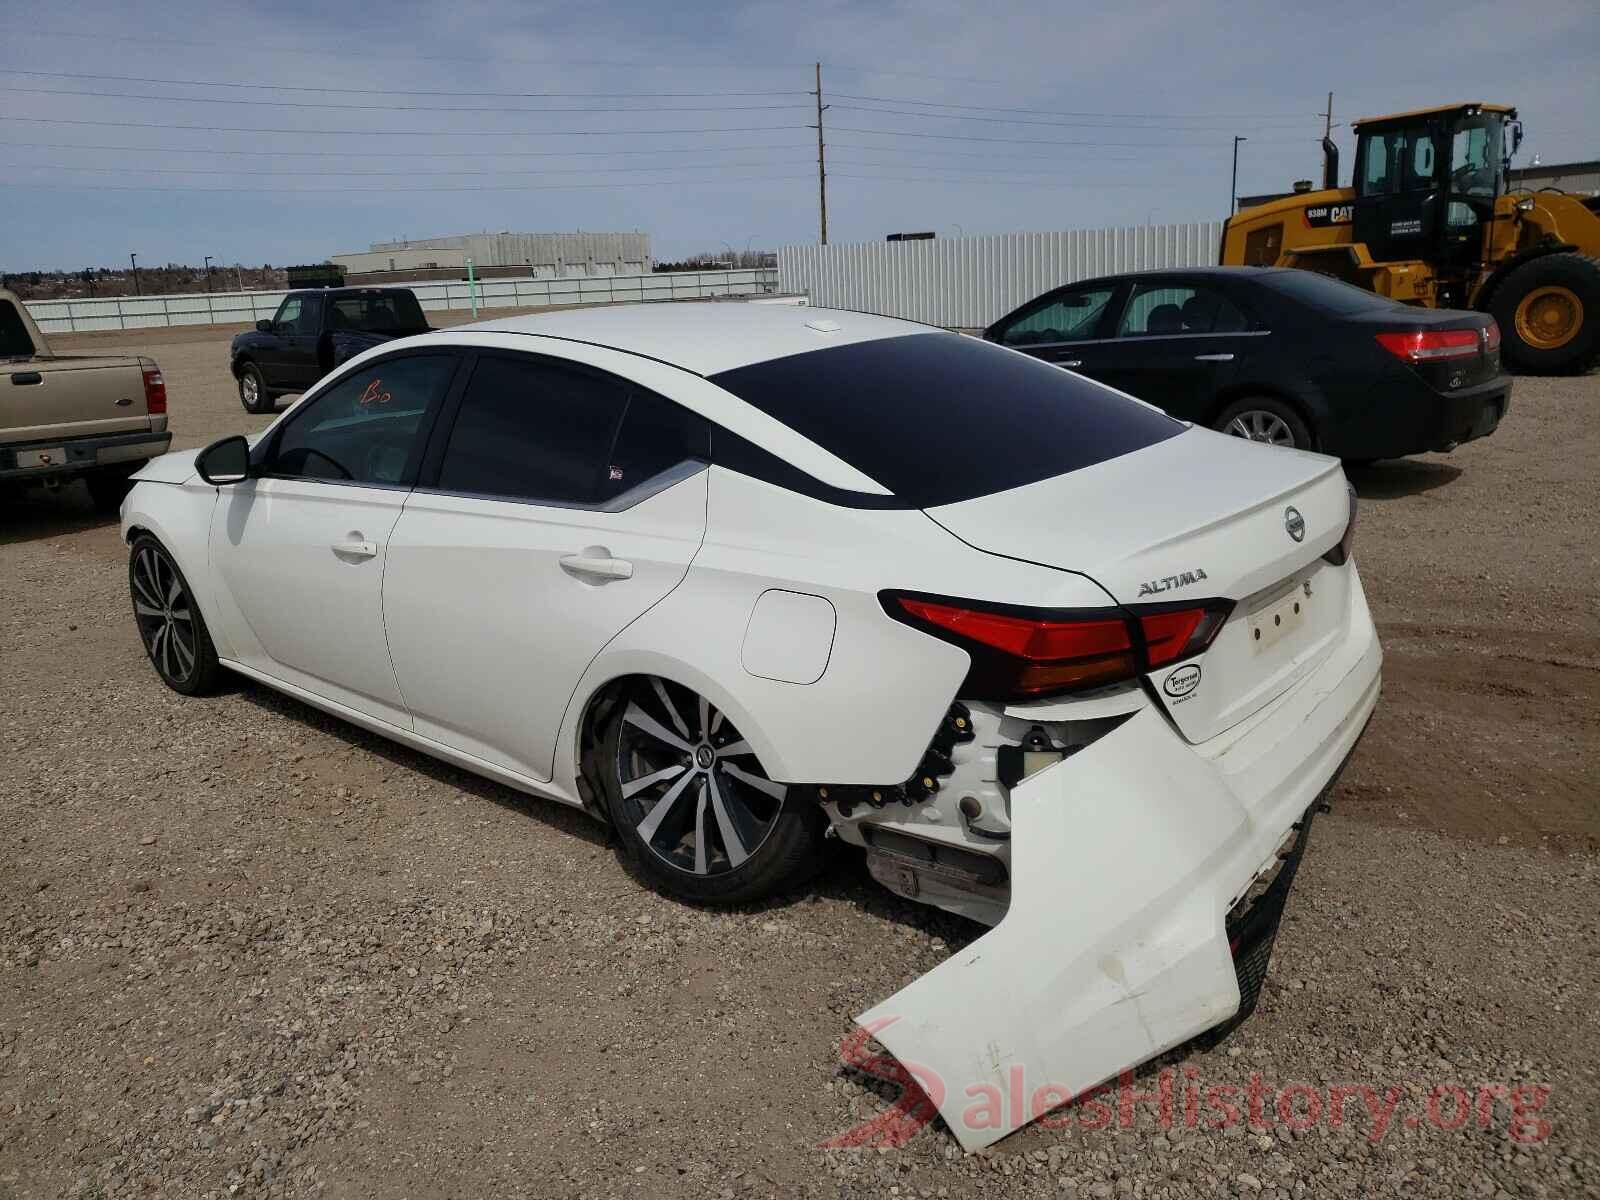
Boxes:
[986,282,1122,375]
[1087,278,1260,420]
[383,352,710,782]
[207,350,462,725]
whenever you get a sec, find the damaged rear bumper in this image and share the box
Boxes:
[856,583,1381,1151]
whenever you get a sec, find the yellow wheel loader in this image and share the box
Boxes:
[1221,104,1600,374]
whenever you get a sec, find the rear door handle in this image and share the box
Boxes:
[1194,353,1235,362]
[560,553,633,582]
[331,538,378,559]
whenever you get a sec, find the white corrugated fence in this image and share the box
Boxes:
[25,269,780,335]
[778,224,1224,328]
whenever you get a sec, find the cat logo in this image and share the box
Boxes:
[1303,204,1354,229]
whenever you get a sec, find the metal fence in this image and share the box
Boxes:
[778,224,1225,328]
[25,269,781,335]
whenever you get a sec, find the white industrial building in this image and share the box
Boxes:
[332,231,651,282]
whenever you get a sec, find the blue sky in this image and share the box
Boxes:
[0,0,1595,271]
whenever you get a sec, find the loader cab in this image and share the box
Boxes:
[1351,104,1515,279]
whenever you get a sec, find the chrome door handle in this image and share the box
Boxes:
[560,553,633,582]
[1194,353,1235,362]
[1058,359,1083,368]
[331,538,377,559]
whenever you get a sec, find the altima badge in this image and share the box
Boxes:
[1284,506,1305,542]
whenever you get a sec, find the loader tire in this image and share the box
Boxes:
[1489,253,1600,375]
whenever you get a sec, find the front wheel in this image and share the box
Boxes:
[237,361,273,414]
[129,535,224,695]
[1213,397,1315,451]
[598,677,824,905]
[1489,253,1600,375]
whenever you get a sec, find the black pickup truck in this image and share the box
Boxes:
[229,287,431,413]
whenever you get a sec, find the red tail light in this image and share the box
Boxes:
[886,593,1233,700]
[1484,320,1501,352]
[141,362,167,415]
[1374,329,1481,362]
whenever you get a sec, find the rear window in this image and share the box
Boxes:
[708,333,1182,508]
[328,292,429,335]
[1260,269,1406,316]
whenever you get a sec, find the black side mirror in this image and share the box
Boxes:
[255,318,274,333]
[196,435,251,486]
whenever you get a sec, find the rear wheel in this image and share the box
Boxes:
[1213,397,1314,451]
[598,677,824,905]
[237,361,273,414]
[128,535,224,695]
[1489,253,1600,374]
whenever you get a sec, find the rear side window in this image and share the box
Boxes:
[709,333,1182,509]
[434,355,707,506]
[437,356,629,504]
[1117,283,1251,336]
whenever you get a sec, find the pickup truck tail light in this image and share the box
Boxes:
[140,360,167,415]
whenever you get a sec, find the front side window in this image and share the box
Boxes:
[274,296,302,331]
[1117,283,1250,336]
[266,354,457,485]
[709,332,1182,509]
[997,287,1116,346]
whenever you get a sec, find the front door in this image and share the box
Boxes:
[1085,278,1257,420]
[987,283,1121,375]
[207,351,461,725]
[383,351,711,781]
[1353,122,1442,265]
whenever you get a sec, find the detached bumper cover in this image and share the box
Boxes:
[857,571,1381,1151]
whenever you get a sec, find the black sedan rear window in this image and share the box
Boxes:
[1259,269,1407,316]
[708,332,1182,508]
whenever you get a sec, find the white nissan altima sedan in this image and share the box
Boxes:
[121,301,1379,1148]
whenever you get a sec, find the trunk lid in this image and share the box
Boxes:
[925,427,1353,742]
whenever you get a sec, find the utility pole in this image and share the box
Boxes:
[129,251,140,296]
[812,62,829,244]
[204,255,215,291]
[1230,136,1248,214]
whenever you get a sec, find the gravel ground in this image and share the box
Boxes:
[2,323,1596,1198]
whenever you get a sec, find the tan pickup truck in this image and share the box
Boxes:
[1,287,171,510]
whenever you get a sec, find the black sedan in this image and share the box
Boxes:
[982,266,1510,461]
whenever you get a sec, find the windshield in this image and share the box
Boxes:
[329,292,429,335]
[1451,115,1504,203]
[707,333,1183,508]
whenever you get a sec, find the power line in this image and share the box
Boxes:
[0,85,809,114]
[0,116,807,137]
[0,68,806,99]
[831,104,1331,133]
[12,159,808,178]
[829,93,1328,122]
[830,125,1322,147]
[0,139,818,160]
[0,175,817,194]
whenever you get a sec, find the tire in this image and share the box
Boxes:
[128,535,225,696]
[597,677,825,906]
[86,461,143,512]
[236,361,274,414]
[1213,396,1315,451]
[1488,253,1600,375]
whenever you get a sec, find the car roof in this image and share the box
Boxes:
[457,301,939,376]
